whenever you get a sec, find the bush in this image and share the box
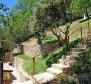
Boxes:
[69,39,80,48]
[46,47,66,67]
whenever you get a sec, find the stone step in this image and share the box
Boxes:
[71,48,86,52]
[61,55,66,59]
[62,55,75,61]
[12,80,33,84]
[59,57,76,66]
[76,44,86,48]
[86,41,91,47]
[87,40,91,43]
[47,67,63,75]
[66,55,71,58]
[59,59,65,64]
[52,63,70,70]
[71,51,82,55]
[34,72,56,84]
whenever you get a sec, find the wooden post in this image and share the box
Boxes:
[0,59,3,84]
[32,57,35,78]
[67,36,70,51]
[80,27,82,38]
[52,49,54,62]
[88,22,90,33]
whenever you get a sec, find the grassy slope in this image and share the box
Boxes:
[69,19,91,41]
[16,54,48,75]
[45,19,91,43]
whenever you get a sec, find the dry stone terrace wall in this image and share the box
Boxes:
[22,43,60,57]
[23,44,47,57]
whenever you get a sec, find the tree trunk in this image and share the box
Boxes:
[64,24,70,51]
[52,29,63,46]
[37,38,42,44]
[85,9,89,19]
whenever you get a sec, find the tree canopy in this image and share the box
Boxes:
[0,0,91,53]
[71,0,91,18]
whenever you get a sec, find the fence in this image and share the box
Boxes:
[69,22,91,42]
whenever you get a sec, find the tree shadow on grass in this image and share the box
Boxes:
[79,17,91,23]
[12,53,23,56]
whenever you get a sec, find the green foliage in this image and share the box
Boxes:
[60,75,77,84]
[34,0,73,47]
[71,0,91,18]
[35,0,72,31]
[69,38,80,48]
[0,0,45,45]
[74,50,91,74]
[42,36,58,44]
[46,47,67,67]
[72,50,91,83]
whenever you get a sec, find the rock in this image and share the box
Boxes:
[47,67,63,75]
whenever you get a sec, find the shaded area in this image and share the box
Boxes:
[79,17,91,23]
[12,53,23,56]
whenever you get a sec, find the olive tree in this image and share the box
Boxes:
[35,0,72,50]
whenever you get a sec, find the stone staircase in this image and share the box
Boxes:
[31,39,88,84]
[43,39,90,83]
[12,34,91,84]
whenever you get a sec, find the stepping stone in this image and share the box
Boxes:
[47,67,63,75]
[71,53,79,57]
[52,63,70,69]
[71,48,86,52]
[12,80,33,84]
[87,40,91,43]
[72,51,82,55]
[34,72,56,83]
[86,41,91,46]
[61,55,66,59]
[59,59,65,64]
[59,59,70,65]
[66,55,71,58]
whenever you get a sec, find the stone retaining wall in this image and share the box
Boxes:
[23,45,45,57]
[22,43,59,57]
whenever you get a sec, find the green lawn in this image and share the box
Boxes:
[14,54,49,75]
[42,35,58,45]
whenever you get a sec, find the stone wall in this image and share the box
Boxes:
[23,44,51,57]
[22,43,59,57]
